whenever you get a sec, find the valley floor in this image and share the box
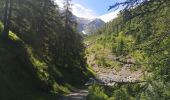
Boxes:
[93,66,144,84]
[58,65,145,100]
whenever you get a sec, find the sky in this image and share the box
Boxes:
[55,0,125,22]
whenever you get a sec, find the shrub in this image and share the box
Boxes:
[87,85,109,100]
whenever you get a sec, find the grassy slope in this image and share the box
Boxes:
[0,31,60,99]
[85,6,170,99]
[0,27,94,100]
[85,30,149,73]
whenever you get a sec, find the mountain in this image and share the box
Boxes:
[59,10,102,35]
[75,10,120,34]
[60,10,119,35]
[75,17,93,32]
[82,19,105,34]
[75,17,105,35]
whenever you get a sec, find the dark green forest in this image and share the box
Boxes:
[0,0,170,100]
[0,0,92,99]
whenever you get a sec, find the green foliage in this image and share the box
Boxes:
[9,31,21,41]
[0,21,3,33]
[97,57,110,67]
[115,32,126,55]
[0,37,57,100]
[87,85,109,100]
[0,0,93,99]
[86,0,170,99]
[87,82,170,100]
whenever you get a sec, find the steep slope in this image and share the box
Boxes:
[61,11,107,35]
[76,17,92,32]
[0,32,57,100]
[83,19,105,35]
[75,16,105,35]
[85,2,170,99]
[0,23,93,99]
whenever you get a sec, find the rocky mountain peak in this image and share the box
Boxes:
[75,17,105,35]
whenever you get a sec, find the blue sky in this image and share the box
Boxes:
[73,0,123,15]
[55,0,124,21]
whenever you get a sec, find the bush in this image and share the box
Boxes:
[87,85,109,100]
[114,32,127,55]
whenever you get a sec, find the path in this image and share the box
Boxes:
[59,90,88,100]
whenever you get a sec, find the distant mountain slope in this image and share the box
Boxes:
[75,17,93,32]
[83,19,105,34]
[75,17,105,35]
[75,10,120,34]
[61,10,120,35]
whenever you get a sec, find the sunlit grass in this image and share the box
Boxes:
[9,31,21,41]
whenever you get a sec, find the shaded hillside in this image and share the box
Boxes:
[0,31,57,99]
[0,21,94,99]
[0,0,94,99]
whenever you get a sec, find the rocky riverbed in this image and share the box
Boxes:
[88,66,144,86]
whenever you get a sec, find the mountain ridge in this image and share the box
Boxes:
[75,16,105,35]
[75,11,120,34]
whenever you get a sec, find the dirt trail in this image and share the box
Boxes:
[59,90,88,100]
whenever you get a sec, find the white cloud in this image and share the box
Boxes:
[54,0,97,19]
[54,0,63,8]
[98,10,120,23]
[72,4,97,19]
[54,0,121,21]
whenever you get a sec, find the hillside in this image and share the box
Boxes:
[82,19,105,35]
[0,7,93,100]
[0,0,170,99]
[76,17,105,35]
[0,31,57,99]
[85,1,170,99]
[0,22,95,99]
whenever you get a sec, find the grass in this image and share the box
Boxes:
[85,34,123,70]
[0,35,94,99]
[87,84,109,100]
[87,81,170,100]
[0,31,60,100]
[0,21,94,99]
[85,32,148,72]
[0,25,71,99]
[0,22,3,33]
